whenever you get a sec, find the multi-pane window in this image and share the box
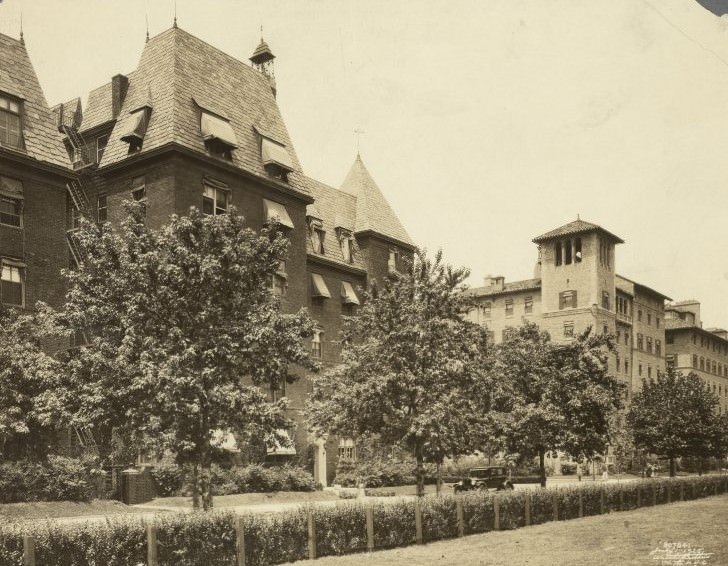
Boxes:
[270,260,288,297]
[504,298,513,317]
[97,194,107,223]
[655,340,661,357]
[202,184,229,215]
[563,321,574,337]
[269,375,286,403]
[524,296,533,314]
[131,176,146,201]
[338,439,356,460]
[646,336,653,354]
[559,290,577,309]
[0,196,21,227]
[0,263,23,306]
[311,329,323,359]
[0,95,22,148]
[602,291,610,310]
[637,333,643,351]
[340,233,354,263]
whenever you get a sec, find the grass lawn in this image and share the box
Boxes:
[148,490,341,509]
[0,500,150,523]
[294,494,728,566]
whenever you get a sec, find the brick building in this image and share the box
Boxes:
[0,27,414,485]
[465,218,672,401]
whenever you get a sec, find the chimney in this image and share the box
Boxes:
[483,275,505,292]
[111,74,129,119]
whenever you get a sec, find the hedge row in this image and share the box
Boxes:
[0,457,99,504]
[1,476,726,566]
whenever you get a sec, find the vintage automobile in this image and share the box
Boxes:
[452,466,514,493]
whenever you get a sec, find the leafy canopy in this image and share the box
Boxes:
[307,250,491,494]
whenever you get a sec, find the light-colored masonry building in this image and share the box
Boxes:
[465,219,728,413]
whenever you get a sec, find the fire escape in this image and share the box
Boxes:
[57,104,99,457]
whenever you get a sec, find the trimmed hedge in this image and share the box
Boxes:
[1,476,727,566]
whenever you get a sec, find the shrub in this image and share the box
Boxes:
[314,503,368,557]
[334,458,417,488]
[156,512,237,565]
[0,457,97,503]
[561,463,578,475]
[371,499,417,549]
[151,459,187,497]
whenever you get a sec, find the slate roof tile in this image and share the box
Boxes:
[0,33,70,169]
[465,278,542,297]
[339,154,414,247]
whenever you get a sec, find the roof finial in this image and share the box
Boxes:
[354,128,366,157]
[260,23,264,41]
[577,213,580,220]
[145,13,150,42]
[173,0,177,28]
[19,12,24,45]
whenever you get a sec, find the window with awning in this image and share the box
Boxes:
[120,107,151,145]
[200,111,237,148]
[341,281,359,305]
[311,273,331,299]
[261,137,294,172]
[263,199,294,229]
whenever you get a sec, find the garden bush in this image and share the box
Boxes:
[313,503,368,557]
[151,459,187,497]
[0,456,98,503]
[333,458,419,488]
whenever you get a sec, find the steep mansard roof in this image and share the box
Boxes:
[532,218,624,244]
[0,33,70,169]
[339,154,415,247]
[93,26,310,198]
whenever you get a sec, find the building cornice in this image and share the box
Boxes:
[306,253,367,277]
[354,229,416,252]
[0,148,75,180]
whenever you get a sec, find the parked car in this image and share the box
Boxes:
[452,466,514,493]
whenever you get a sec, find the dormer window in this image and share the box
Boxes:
[260,137,294,181]
[198,102,237,160]
[0,94,22,149]
[263,199,294,230]
[309,218,325,254]
[120,105,152,154]
[337,228,354,263]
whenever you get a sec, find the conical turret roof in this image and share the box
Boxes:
[340,154,414,247]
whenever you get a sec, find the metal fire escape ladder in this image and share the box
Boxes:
[66,178,91,267]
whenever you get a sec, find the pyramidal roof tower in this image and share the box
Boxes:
[340,154,414,247]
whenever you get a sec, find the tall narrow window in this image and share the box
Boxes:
[0,95,22,148]
[269,261,288,297]
[555,241,562,266]
[482,302,492,319]
[96,134,109,163]
[602,291,610,310]
[388,248,399,274]
[574,238,582,262]
[0,261,23,306]
[637,333,643,351]
[131,176,146,201]
[97,194,107,223]
[655,340,661,356]
[312,329,323,359]
[338,229,354,263]
[564,239,572,264]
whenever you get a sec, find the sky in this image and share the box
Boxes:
[1,0,727,327]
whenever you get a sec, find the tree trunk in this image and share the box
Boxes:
[698,459,703,477]
[669,456,676,478]
[436,461,443,495]
[191,464,200,510]
[200,414,213,511]
[539,449,547,488]
[415,441,425,497]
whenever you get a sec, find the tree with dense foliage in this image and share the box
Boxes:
[0,306,64,460]
[628,366,728,477]
[492,323,624,487]
[54,202,316,509]
[307,250,491,496]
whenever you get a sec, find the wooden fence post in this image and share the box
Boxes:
[23,536,35,566]
[652,484,657,506]
[524,492,530,526]
[493,496,500,530]
[667,483,671,504]
[600,487,605,514]
[618,487,624,511]
[680,483,684,502]
[307,508,317,560]
[456,499,464,538]
[366,506,375,552]
[578,491,583,518]
[147,525,158,566]
[637,485,641,508]
[714,481,718,496]
[552,491,558,521]
[414,500,423,544]
[236,516,246,566]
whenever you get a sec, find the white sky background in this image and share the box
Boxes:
[1,0,727,327]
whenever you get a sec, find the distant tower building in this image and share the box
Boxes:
[250,37,277,97]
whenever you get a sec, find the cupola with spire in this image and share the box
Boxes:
[250,36,277,97]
